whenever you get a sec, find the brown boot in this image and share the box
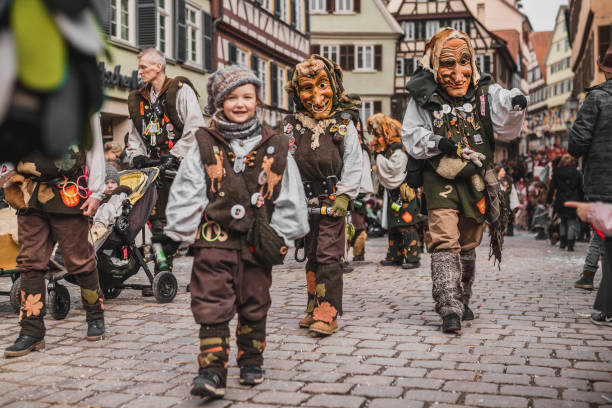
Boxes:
[309,320,338,335]
[299,314,315,328]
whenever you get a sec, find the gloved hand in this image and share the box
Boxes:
[511,94,527,111]
[330,194,350,217]
[438,137,458,156]
[461,148,486,167]
[160,153,178,170]
[151,235,180,257]
[132,155,147,169]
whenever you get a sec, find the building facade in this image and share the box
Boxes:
[545,6,574,150]
[525,31,552,152]
[212,0,310,128]
[310,0,403,125]
[99,0,213,145]
[569,0,612,94]
[387,0,519,161]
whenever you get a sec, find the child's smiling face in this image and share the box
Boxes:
[223,84,258,124]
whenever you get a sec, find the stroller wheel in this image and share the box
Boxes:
[152,271,178,304]
[49,284,70,320]
[9,277,21,313]
[102,286,122,300]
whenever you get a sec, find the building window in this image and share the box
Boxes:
[260,0,271,10]
[336,0,353,13]
[321,45,340,64]
[396,58,404,76]
[426,21,440,40]
[310,0,325,12]
[186,5,201,64]
[556,42,560,51]
[294,0,303,31]
[236,48,248,68]
[258,59,268,104]
[158,0,172,56]
[111,0,131,42]
[451,19,465,32]
[278,0,288,22]
[355,45,373,71]
[360,100,373,125]
[277,66,286,108]
[403,22,415,41]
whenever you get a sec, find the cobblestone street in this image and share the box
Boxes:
[1,231,611,408]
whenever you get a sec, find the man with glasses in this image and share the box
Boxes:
[125,48,204,268]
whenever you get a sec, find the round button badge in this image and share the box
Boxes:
[230,204,246,219]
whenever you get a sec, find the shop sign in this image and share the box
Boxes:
[98,62,142,90]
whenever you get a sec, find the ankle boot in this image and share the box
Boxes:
[566,240,575,252]
[574,271,595,290]
[559,236,567,249]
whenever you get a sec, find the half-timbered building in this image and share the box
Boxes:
[387,0,521,160]
[211,0,310,127]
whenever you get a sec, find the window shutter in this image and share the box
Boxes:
[91,0,112,36]
[287,69,294,111]
[374,44,382,71]
[137,0,157,48]
[326,0,334,13]
[274,0,281,17]
[311,44,320,55]
[405,58,414,75]
[347,45,355,70]
[290,0,296,28]
[174,0,186,62]
[598,25,612,60]
[305,2,310,33]
[354,0,360,13]
[251,53,259,75]
[270,62,278,107]
[373,100,382,114]
[202,11,213,71]
[339,45,349,70]
[484,55,491,73]
[228,42,237,65]
[465,19,470,36]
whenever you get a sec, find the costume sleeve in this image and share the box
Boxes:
[588,202,612,236]
[171,85,206,160]
[269,153,309,245]
[358,148,375,195]
[164,144,208,245]
[401,97,441,159]
[86,113,106,201]
[375,149,408,190]
[487,83,526,142]
[335,121,363,199]
[569,91,599,158]
[125,121,148,164]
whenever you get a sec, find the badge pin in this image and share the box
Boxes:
[251,192,264,208]
[289,144,297,154]
[433,110,443,119]
[288,136,295,145]
[473,134,484,144]
[434,118,444,128]
[234,156,245,173]
[463,103,473,113]
[442,104,452,114]
[330,125,339,133]
[166,123,174,132]
[284,123,294,134]
[338,124,348,136]
[296,124,302,131]
[213,146,220,155]
[258,170,268,185]
[230,204,246,219]
[266,146,275,155]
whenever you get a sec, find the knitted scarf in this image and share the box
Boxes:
[212,111,261,140]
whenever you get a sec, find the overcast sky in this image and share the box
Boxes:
[520,0,568,32]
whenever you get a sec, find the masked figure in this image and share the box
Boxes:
[402,28,526,334]
[284,55,363,335]
[368,113,427,269]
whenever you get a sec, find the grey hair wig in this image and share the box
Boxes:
[138,48,166,72]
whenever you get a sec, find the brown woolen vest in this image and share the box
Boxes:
[283,114,344,182]
[192,127,288,257]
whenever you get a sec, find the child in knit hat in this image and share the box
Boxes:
[160,66,309,399]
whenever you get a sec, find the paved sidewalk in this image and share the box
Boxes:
[0,232,611,408]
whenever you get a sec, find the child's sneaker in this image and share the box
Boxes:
[591,311,612,326]
[239,365,264,385]
[190,370,225,398]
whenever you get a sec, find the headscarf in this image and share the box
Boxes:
[419,28,481,87]
[286,54,361,123]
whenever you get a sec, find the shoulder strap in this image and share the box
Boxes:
[195,127,228,166]
[475,83,495,154]
[128,90,144,134]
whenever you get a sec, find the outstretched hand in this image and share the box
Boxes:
[565,201,591,223]
[81,197,101,217]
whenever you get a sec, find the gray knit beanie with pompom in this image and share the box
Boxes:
[204,65,262,115]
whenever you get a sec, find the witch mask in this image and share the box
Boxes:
[295,59,333,119]
[420,28,480,99]
[366,113,402,153]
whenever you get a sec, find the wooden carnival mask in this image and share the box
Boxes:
[366,113,402,153]
[436,38,473,98]
[297,68,334,120]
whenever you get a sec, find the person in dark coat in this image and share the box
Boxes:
[568,43,612,322]
[546,154,583,251]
